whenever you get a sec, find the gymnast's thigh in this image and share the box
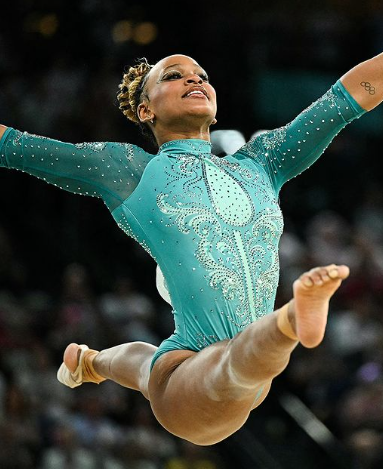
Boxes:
[147,342,266,445]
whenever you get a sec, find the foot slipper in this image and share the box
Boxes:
[57,344,89,388]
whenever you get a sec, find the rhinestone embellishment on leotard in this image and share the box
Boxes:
[157,152,283,328]
[260,126,288,150]
[75,142,137,162]
[75,142,107,152]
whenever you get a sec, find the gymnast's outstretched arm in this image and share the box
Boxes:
[0,124,153,211]
[236,53,383,192]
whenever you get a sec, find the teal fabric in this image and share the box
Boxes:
[0,80,366,370]
[0,128,153,211]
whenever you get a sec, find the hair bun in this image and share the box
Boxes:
[117,58,154,123]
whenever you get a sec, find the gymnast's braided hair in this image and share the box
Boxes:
[117,58,154,140]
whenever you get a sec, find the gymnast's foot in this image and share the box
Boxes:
[291,264,350,348]
[57,343,105,388]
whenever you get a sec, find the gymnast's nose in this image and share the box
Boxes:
[185,74,203,84]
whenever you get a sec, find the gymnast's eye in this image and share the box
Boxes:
[163,71,182,80]
[199,73,209,82]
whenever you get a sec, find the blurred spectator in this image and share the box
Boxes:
[164,440,222,469]
[124,398,176,463]
[346,429,383,469]
[100,275,159,344]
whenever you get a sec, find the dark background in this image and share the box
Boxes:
[1,1,383,468]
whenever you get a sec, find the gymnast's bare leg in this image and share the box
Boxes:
[60,264,349,445]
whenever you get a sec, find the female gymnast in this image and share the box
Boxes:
[1,52,382,445]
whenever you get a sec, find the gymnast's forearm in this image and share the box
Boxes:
[341,52,383,111]
[0,125,7,140]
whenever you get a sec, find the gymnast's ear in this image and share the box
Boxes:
[137,102,154,124]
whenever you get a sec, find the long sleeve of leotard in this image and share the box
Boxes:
[0,127,153,210]
[235,80,366,194]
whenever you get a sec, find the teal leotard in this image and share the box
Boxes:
[0,81,365,369]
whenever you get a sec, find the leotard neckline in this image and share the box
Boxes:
[158,139,212,157]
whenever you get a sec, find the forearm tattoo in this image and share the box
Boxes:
[360,81,376,95]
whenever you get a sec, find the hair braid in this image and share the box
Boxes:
[117,58,154,124]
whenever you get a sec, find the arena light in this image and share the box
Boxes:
[112,20,133,43]
[39,14,59,37]
[133,22,158,45]
[210,130,246,155]
[24,13,59,37]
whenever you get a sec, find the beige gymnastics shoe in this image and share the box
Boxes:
[57,343,105,388]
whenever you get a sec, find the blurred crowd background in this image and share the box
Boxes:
[2,0,383,468]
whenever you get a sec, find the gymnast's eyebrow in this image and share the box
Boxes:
[162,62,201,73]
[163,63,181,71]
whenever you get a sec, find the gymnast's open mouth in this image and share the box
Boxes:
[182,86,209,99]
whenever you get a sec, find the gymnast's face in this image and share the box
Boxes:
[137,55,217,132]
